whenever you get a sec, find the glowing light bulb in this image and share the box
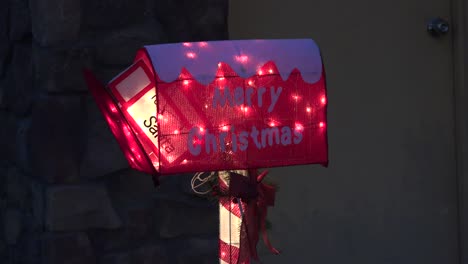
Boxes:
[248,80,253,86]
[182,159,188,164]
[183,80,190,86]
[167,155,175,163]
[204,104,208,109]
[199,42,208,47]
[319,122,325,128]
[269,121,276,127]
[292,95,299,101]
[258,70,263,75]
[174,129,180,135]
[218,76,225,81]
[186,52,196,59]
[123,126,131,136]
[221,125,229,131]
[321,96,327,104]
[306,107,312,113]
[241,106,249,113]
[295,123,304,131]
[269,69,273,74]
[182,42,191,47]
[235,55,249,63]
[218,62,222,68]
[199,127,205,132]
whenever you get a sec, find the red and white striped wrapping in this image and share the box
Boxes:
[218,170,249,264]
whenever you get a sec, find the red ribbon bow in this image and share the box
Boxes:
[229,170,280,263]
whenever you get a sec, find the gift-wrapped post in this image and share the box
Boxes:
[84,39,328,263]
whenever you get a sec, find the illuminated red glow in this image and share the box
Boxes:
[235,55,249,63]
[268,69,273,74]
[258,70,263,75]
[248,80,253,86]
[269,121,276,127]
[183,80,190,86]
[174,129,180,135]
[319,122,325,128]
[295,123,304,131]
[221,124,229,131]
[292,95,300,101]
[158,114,168,123]
[198,42,208,47]
[306,107,312,113]
[182,42,192,47]
[217,62,222,68]
[186,52,196,59]
[321,96,327,104]
[240,106,249,113]
[182,159,188,164]
[123,126,131,137]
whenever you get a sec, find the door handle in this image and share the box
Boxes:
[427,17,449,37]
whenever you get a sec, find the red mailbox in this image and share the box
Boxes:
[85,39,328,176]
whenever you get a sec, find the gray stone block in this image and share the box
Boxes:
[0,1,8,40]
[0,113,31,172]
[100,243,168,264]
[29,0,80,46]
[79,97,129,179]
[154,196,218,238]
[29,95,86,183]
[30,180,45,230]
[169,237,218,264]
[42,232,96,264]
[186,3,228,41]
[154,0,228,42]
[5,167,29,208]
[92,21,167,66]
[105,169,155,202]
[4,43,33,116]
[16,233,42,264]
[45,184,122,231]
[0,42,11,79]
[9,0,32,41]
[14,117,31,172]
[81,0,150,31]
[3,208,23,245]
[33,44,93,92]
[88,203,156,252]
[0,112,18,163]
[0,81,4,110]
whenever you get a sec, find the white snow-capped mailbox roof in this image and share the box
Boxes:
[143,39,323,85]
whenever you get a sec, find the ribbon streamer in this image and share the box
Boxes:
[219,170,279,264]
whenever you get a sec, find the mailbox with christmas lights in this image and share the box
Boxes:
[84,39,328,264]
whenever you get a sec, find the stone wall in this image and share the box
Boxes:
[0,0,228,263]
